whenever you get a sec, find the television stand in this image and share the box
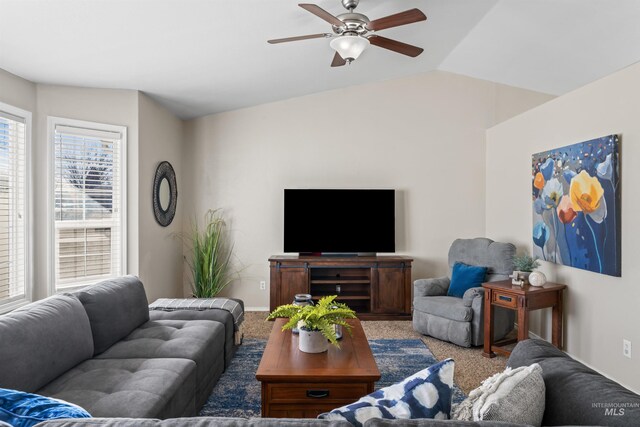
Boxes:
[300,252,377,257]
[269,255,413,320]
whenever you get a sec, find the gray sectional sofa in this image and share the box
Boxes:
[372,341,640,427]
[507,339,640,427]
[0,276,239,419]
[34,340,640,426]
[3,274,639,426]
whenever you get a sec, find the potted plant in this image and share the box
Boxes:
[512,254,541,284]
[267,295,357,353]
[183,209,236,298]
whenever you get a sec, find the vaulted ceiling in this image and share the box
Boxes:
[1,0,639,119]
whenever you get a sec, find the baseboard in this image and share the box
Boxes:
[513,323,543,340]
[245,307,269,312]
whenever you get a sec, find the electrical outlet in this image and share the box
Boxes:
[623,339,632,358]
[260,280,266,291]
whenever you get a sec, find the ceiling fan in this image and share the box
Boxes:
[268,0,427,67]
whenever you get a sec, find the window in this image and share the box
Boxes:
[0,102,31,312]
[50,118,126,292]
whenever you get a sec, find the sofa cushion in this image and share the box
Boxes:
[149,309,236,370]
[507,339,640,426]
[95,319,225,409]
[447,263,487,299]
[0,294,93,392]
[414,297,473,322]
[73,276,150,355]
[320,359,455,427]
[37,358,196,419]
[0,387,91,427]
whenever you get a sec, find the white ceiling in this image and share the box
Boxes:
[1,0,639,119]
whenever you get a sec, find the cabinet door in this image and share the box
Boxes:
[270,264,309,311]
[372,264,410,314]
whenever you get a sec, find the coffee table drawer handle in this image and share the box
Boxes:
[306,389,330,399]
[498,295,512,302]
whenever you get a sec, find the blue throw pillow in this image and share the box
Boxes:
[0,388,91,427]
[447,263,488,298]
[319,358,455,426]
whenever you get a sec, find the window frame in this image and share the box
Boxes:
[0,101,32,314]
[47,117,127,294]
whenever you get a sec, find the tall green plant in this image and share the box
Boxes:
[186,209,235,298]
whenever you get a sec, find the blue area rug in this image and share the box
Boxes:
[200,338,466,418]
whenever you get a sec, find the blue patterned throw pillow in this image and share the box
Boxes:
[0,388,91,427]
[319,358,455,426]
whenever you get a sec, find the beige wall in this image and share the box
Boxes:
[35,85,140,299]
[138,93,184,301]
[183,71,553,309]
[0,69,37,113]
[0,73,186,302]
[486,63,640,392]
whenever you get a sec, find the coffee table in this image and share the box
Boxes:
[256,318,380,418]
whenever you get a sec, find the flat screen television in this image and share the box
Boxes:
[284,189,395,255]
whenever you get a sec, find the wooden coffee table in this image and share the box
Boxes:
[256,318,380,418]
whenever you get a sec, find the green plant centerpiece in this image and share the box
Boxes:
[512,253,541,285]
[267,295,357,353]
[513,254,541,272]
[183,209,236,298]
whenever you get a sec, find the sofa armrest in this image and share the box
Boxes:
[462,286,484,307]
[466,286,486,346]
[413,277,450,298]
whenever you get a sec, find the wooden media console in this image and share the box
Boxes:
[269,255,413,320]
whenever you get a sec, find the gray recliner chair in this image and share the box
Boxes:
[413,238,516,347]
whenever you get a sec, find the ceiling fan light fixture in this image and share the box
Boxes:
[330,35,369,63]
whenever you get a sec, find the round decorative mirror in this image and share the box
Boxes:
[153,161,177,226]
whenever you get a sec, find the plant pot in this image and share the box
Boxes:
[520,272,532,284]
[298,328,329,353]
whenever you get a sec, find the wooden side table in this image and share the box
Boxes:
[482,280,566,358]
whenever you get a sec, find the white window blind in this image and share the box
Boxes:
[53,121,125,290]
[0,107,29,310]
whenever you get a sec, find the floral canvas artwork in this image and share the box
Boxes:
[532,135,620,277]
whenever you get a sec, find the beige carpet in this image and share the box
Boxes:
[242,311,509,394]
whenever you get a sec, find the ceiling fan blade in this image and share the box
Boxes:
[331,52,347,67]
[299,3,344,27]
[368,35,424,57]
[366,8,427,32]
[268,33,331,44]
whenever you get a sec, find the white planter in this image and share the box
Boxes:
[299,328,329,353]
